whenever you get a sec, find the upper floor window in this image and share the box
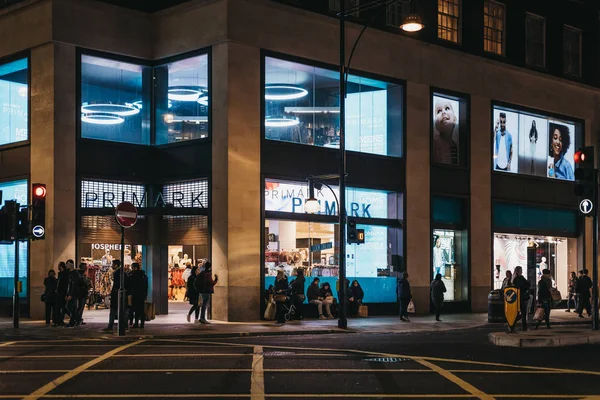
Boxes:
[154,54,209,145]
[563,25,582,77]
[386,0,410,28]
[0,58,28,147]
[438,0,460,43]
[81,55,151,145]
[483,0,505,55]
[525,13,546,68]
[264,56,404,157]
[329,0,360,17]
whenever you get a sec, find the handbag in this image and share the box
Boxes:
[264,301,276,320]
[325,296,334,303]
[550,288,562,302]
[533,306,545,322]
[41,293,46,302]
[407,300,415,314]
[274,294,288,302]
[358,304,368,317]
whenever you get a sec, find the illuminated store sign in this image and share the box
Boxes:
[81,179,208,209]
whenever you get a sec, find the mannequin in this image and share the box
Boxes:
[101,249,113,267]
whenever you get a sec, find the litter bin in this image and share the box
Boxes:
[488,290,506,323]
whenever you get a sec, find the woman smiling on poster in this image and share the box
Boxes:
[548,123,574,181]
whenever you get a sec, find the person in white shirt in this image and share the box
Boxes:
[494,113,513,171]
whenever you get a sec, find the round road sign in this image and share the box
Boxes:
[504,289,517,304]
[580,199,594,215]
[115,202,138,228]
[32,225,45,238]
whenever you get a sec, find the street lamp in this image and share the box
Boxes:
[337,0,423,329]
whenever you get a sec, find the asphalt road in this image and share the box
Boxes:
[1,326,599,399]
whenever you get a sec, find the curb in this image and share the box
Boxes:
[488,330,600,348]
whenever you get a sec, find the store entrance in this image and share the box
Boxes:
[167,244,208,318]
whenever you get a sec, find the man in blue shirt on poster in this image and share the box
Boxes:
[494,112,513,171]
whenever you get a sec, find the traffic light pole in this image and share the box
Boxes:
[118,226,127,336]
[12,237,19,329]
[593,169,599,331]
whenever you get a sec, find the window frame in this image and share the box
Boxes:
[563,25,582,77]
[386,0,410,29]
[0,51,30,151]
[483,0,506,56]
[525,12,546,69]
[437,0,461,44]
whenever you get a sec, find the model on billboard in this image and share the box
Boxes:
[494,112,513,171]
[547,123,573,180]
[433,235,447,277]
[432,97,458,164]
[528,120,538,174]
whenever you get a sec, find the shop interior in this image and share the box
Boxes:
[493,233,573,297]
[432,229,468,302]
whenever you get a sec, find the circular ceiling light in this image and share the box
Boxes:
[168,86,204,102]
[81,114,125,125]
[265,117,300,127]
[80,103,140,117]
[265,85,308,101]
[132,101,143,109]
[400,14,424,32]
[197,95,209,106]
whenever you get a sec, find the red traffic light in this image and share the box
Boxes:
[574,151,585,163]
[33,185,46,198]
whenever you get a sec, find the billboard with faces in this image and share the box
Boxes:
[493,106,579,181]
[432,94,461,165]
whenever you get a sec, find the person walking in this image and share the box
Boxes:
[566,271,578,313]
[430,273,446,322]
[186,266,201,323]
[274,270,289,326]
[55,262,68,326]
[397,272,412,322]
[102,260,123,332]
[65,259,81,327]
[512,266,530,331]
[130,263,148,329]
[535,269,553,329]
[290,269,306,320]
[198,261,218,324]
[577,269,593,318]
[75,263,91,326]
[43,270,57,325]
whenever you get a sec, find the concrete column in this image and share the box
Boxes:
[470,95,492,312]
[211,42,261,321]
[405,82,431,312]
[29,43,77,319]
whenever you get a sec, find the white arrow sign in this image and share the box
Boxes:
[32,225,45,238]
[580,199,594,215]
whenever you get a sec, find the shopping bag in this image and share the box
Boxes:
[144,302,155,321]
[358,304,368,318]
[550,288,562,302]
[274,294,288,302]
[407,300,415,314]
[264,301,276,320]
[533,306,544,322]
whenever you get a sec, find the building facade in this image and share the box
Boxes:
[0,0,598,320]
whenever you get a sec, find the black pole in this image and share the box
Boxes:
[338,0,347,330]
[593,169,599,330]
[13,237,19,329]
[118,226,126,336]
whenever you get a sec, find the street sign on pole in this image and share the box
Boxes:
[115,202,138,228]
[114,202,138,336]
[580,199,594,215]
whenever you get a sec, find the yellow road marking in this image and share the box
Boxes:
[29,395,478,398]
[0,341,15,347]
[113,353,251,357]
[414,358,495,400]
[0,355,99,358]
[23,339,145,400]
[251,346,265,400]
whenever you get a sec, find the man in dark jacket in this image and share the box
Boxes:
[65,260,81,327]
[397,272,412,322]
[74,263,91,326]
[535,269,553,329]
[307,278,328,319]
[103,260,122,332]
[290,269,306,320]
[130,263,148,328]
[55,262,68,326]
[199,261,218,324]
[577,269,593,318]
[512,266,530,331]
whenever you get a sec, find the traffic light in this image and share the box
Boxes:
[356,228,365,244]
[347,217,358,244]
[31,183,46,240]
[0,200,18,243]
[574,146,596,217]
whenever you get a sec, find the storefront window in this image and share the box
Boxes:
[81,55,151,145]
[492,105,582,180]
[493,233,573,297]
[0,58,28,147]
[155,54,209,145]
[432,92,468,166]
[0,179,28,298]
[264,56,403,157]
[432,229,467,302]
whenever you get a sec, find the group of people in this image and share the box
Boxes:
[271,269,365,325]
[566,269,594,318]
[42,260,90,327]
[184,260,218,324]
[397,272,447,322]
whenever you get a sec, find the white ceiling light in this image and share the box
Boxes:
[197,95,209,106]
[265,117,300,127]
[168,86,204,102]
[284,107,340,114]
[81,103,140,117]
[265,85,308,101]
[82,114,124,125]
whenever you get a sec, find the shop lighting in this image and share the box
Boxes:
[265,117,300,127]
[400,14,424,32]
[284,107,340,114]
[265,85,308,101]
[168,86,205,102]
[81,114,125,125]
[304,180,321,214]
[81,103,140,117]
[164,114,208,124]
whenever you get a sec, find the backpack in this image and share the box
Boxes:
[194,272,206,293]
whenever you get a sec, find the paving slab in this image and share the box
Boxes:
[489,327,600,347]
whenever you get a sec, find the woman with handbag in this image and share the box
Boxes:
[274,271,289,325]
[535,269,553,330]
[43,269,58,325]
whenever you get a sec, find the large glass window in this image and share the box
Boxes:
[432,229,467,302]
[81,55,151,145]
[563,25,582,77]
[0,180,28,298]
[437,0,461,43]
[0,58,28,147]
[432,92,468,166]
[155,54,209,145]
[483,0,505,56]
[264,57,403,157]
[492,105,582,181]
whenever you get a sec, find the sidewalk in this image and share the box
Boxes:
[0,310,590,341]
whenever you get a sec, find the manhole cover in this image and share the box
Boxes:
[263,351,296,356]
[362,357,411,363]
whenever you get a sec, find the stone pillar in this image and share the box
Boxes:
[211,42,261,321]
[470,95,492,312]
[29,43,77,319]
[405,82,431,312]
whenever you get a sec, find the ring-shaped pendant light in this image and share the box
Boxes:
[80,103,140,117]
[168,86,205,102]
[81,114,125,125]
[265,117,300,127]
[265,85,308,101]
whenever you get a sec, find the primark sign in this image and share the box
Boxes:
[81,180,208,209]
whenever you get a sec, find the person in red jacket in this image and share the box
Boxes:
[198,261,218,324]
